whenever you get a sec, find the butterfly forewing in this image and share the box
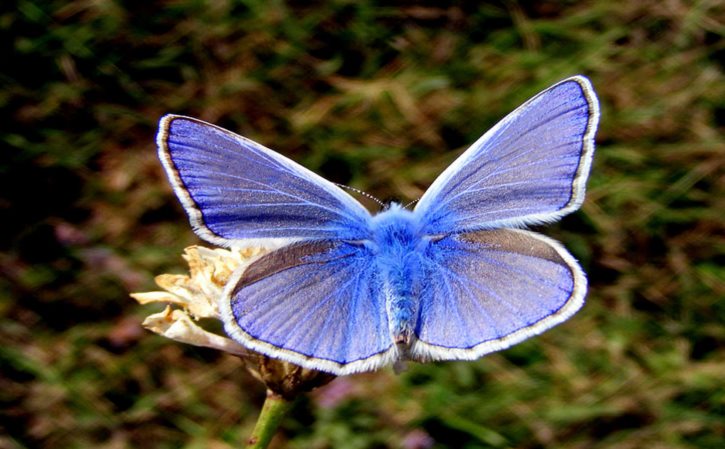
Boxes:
[414,76,599,235]
[157,115,372,248]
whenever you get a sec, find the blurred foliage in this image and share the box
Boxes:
[1,0,724,448]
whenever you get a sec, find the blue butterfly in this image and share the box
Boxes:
[157,76,600,375]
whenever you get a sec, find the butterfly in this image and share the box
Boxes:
[157,76,599,375]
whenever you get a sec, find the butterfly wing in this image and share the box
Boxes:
[220,240,395,375]
[411,229,586,360]
[157,115,372,248]
[414,76,599,235]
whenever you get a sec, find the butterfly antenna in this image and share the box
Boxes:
[335,184,385,207]
[404,198,420,209]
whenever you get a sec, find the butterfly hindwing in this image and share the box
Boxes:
[157,115,371,248]
[414,76,599,235]
[411,229,586,361]
[221,240,396,375]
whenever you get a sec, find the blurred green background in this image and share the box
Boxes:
[2,1,724,448]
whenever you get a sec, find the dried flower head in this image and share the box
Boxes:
[131,245,335,397]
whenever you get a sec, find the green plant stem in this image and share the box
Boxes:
[245,390,295,449]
